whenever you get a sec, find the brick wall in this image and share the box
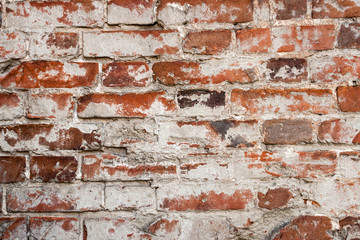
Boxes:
[0,0,360,239]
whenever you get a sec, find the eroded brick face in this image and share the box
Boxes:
[2,0,360,239]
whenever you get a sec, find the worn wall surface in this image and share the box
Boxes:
[0,0,360,239]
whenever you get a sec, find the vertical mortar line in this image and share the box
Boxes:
[306,0,313,19]
[25,152,31,180]
[2,185,7,215]
[80,215,84,240]
[76,153,82,181]
[1,0,6,29]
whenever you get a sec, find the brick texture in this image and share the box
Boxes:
[1,0,359,239]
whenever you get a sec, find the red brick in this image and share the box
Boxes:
[30,217,80,240]
[338,86,360,112]
[30,32,79,59]
[338,23,360,49]
[157,0,253,24]
[7,184,103,212]
[147,218,180,238]
[0,92,23,120]
[0,156,25,183]
[183,30,231,54]
[231,89,333,115]
[273,0,307,20]
[83,30,180,57]
[258,188,293,210]
[82,154,176,181]
[318,118,360,144]
[262,58,308,82]
[0,61,98,88]
[6,0,104,28]
[30,156,77,182]
[339,216,360,240]
[0,218,27,240]
[262,119,313,145]
[108,0,155,24]
[84,218,153,240]
[153,61,256,85]
[313,0,360,18]
[102,62,151,88]
[158,183,254,211]
[310,56,360,83]
[27,93,74,119]
[273,216,332,240]
[237,28,271,53]
[0,31,26,59]
[272,25,336,52]
[159,120,260,149]
[0,124,101,151]
[77,91,175,118]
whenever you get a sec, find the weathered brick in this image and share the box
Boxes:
[338,86,360,112]
[0,92,23,120]
[30,156,77,182]
[272,25,336,52]
[338,152,360,179]
[340,216,360,240]
[237,28,272,53]
[233,151,337,179]
[262,58,307,82]
[263,119,313,144]
[272,216,332,240]
[102,62,151,88]
[319,118,360,144]
[83,31,180,57]
[313,0,360,18]
[7,184,103,212]
[153,60,256,85]
[0,124,101,152]
[0,218,27,240]
[0,61,98,89]
[183,30,232,54]
[103,119,157,148]
[6,0,104,28]
[105,185,155,211]
[27,93,74,119]
[231,89,333,115]
[310,56,360,83]
[83,218,152,240]
[147,218,180,239]
[157,0,253,25]
[177,90,225,116]
[258,188,293,210]
[30,217,80,240]
[180,157,232,181]
[82,154,176,181]
[77,91,175,118]
[107,0,155,25]
[157,182,254,211]
[30,32,79,59]
[0,156,25,183]
[159,120,260,149]
[0,31,26,59]
[338,23,360,49]
[273,0,307,20]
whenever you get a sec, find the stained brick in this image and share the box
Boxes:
[313,0,360,18]
[237,28,271,53]
[0,31,26,59]
[262,58,307,82]
[338,23,360,49]
[77,92,175,118]
[258,188,293,210]
[0,61,98,89]
[231,89,333,115]
[273,0,307,20]
[6,0,104,28]
[0,156,26,183]
[262,119,313,145]
[30,32,79,59]
[153,60,256,85]
[83,31,180,57]
[0,92,23,120]
[7,184,103,212]
[107,0,155,25]
[0,218,27,240]
[30,217,80,240]
[319,118,360,144]
[183,30,232,54]
[157,0,253,25]
[30,156,77,182]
